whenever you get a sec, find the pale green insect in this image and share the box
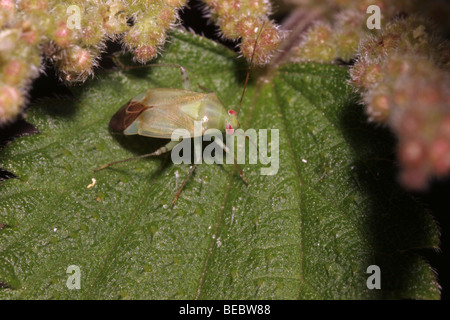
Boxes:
[96,25,265,206]
[108,76,240,148]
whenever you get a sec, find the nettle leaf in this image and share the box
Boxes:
[0,31,440,299]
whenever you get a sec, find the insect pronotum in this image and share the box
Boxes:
[95,23,266,207]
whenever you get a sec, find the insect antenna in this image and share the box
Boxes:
[236,20,267,116]
[93,152,159,172]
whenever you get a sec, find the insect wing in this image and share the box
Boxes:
[123,88,210,138]
[138,88,203,107]
[124,105,198,138]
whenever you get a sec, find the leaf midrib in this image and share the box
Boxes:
[272,80,319,299]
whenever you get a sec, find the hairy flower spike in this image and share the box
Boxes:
[53,21,74,48]
[350,60,383,89]
[123,18,166,63]
[240,20,281,65]
[121,0,185,63]
[17,0,49,12]
[80,9,105,46]
[165,0,187,7]
[291,9,368,64]
[363,84,391,123]
[101,1,130,36]
[202,0,281,65]
[134,45,158,64]
[2,60,28,86]
[0,85,23,124]
[56,46,95,83]
[0,0,15,27]
[19,19,40,45]
[291,22,336,63]
[333,10,367,61]
[158,6,177,29]
[350,15,450,190]
[0,0,190,125]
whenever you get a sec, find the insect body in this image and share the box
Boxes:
[109,87,240,141]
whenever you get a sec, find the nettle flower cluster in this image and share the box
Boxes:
[290,0,450,190]
[351,17,450,190]
[0,0,184,125]
[0,0,281,126]
[202,0,282,65]
[290,9,370,64]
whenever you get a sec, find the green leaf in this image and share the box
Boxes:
[0,31,440,299]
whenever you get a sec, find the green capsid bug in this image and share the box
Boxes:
[95,24,266,207]
[108,77,241,155]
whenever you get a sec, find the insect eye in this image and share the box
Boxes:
[228,109,236,116]
[226,123,234,134]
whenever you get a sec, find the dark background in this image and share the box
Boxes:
[0,0,448,300]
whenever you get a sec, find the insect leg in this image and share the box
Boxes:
[171,164,198,208]
[111,55,191,90]
[94,140,179,172]
[197,84,214,93]
[213,137,249,185]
